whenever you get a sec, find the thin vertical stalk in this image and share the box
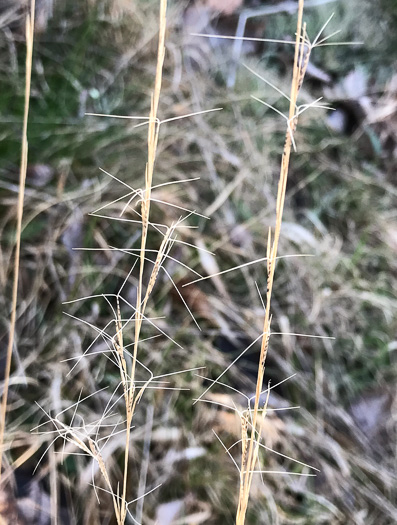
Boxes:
[236,1,311,523]
[0,0,35,483]
[119,1,167,523]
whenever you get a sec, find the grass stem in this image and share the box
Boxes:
[0,0,35,483]
[235,1,311,522]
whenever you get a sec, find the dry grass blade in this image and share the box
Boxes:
[0,0,35,483]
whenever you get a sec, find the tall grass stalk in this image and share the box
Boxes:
[0,0,35,483]
[119,1,167,522]
[53,2,169,524]
[236,1,310,522]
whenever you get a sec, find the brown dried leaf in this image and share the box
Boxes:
[172,278,217,324]
[216,410,242,438]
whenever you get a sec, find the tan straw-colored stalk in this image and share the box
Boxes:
[0,0,35,483]
[235,1,311,523]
